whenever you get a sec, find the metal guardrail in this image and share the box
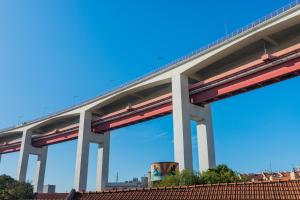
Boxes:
[1,0,299,133]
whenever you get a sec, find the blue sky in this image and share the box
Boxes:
[1,0,300,192]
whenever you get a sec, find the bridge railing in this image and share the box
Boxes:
[0,0,299,133]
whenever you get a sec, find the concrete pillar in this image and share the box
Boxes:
[96,132,110,191]
[196,105,216,172]
[74,111,92,191]
[16,130,32,182]
[172,74,193,171]
[34,146,48,193]
[74,110,109,192]
[16,130,48,193]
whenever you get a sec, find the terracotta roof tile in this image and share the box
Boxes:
[37,180,300,200]
[36,192,68,200]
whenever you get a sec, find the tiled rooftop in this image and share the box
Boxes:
[37,180,300,200]
[36,192,68,200]
[242,171,300,182]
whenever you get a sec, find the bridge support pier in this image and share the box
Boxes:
[34,146,48,193]
[96,132,110,191]
[16,130,48,193]
[172,74,216,172]
[195,105,216,172]
[172,74,193,171]
[74,111,110,192]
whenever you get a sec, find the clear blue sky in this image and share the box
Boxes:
[1,0,300,192]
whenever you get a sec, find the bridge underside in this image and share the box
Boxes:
[1,44,299,154]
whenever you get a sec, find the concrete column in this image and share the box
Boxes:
[96,132,110,191]
[16,130,48,192]
[196,105,216,172]
[172,74,193,171]
[16,130,32,182]
[34,146,48,193]
[74,111,92,191]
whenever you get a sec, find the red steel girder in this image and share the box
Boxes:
[93,102,172,133]
[190,53,300,104]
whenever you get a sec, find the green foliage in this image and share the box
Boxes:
[152,164,245,187]
[200,164,242,184]
[154,169,201,187]
[0,174,34,200]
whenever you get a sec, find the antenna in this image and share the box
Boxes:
[269,161,273,172]
[116,172,119,183]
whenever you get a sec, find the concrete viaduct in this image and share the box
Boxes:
[0,1,300,193]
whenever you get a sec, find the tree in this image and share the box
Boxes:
[0,174,34,200]
[152,164,246,187]
[154,169,201,187]
[200,164,244,184]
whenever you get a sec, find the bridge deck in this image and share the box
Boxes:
[1,44,299,154]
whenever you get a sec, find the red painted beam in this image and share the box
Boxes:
[32,128,79,147]
[189,44,300,90]
[0,128,80,154]
[0,143,20,154]
[92,94,171,123]
[92,94,172,132]
[190,54,300,104]
[93,102,172,133]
